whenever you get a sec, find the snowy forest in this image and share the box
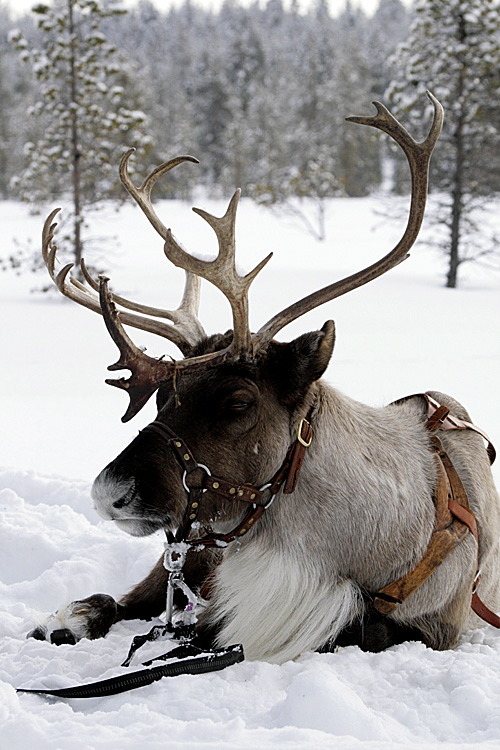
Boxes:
[0,0,499,283]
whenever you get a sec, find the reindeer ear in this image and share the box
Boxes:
[267,320,335,401]
[290,320,336,382]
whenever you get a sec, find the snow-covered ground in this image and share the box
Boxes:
[1,193,500,749]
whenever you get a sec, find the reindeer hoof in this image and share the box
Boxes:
[27,593,119,644]
[50,628,77,646]
[27,625,49,641]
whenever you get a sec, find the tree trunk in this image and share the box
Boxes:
[447,129,464,289]
[68,0,82,269]
[446,14,466,289]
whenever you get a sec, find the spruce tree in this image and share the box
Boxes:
[9,0,150,271]
[386,0,500,287]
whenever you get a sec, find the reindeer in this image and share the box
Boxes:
[32,94,500,662]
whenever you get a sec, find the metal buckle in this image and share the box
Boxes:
[163,541,198,629]
[297,418,312,447]
[182,463,211,493]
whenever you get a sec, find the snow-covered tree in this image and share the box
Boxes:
[0,0,418,243]
[0,7,35,200]
[368,0,410,98]
[9,0,150,270]
[386,0,500,287]
[334,2,381,197]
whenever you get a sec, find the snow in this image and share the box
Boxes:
[1,194,500,748]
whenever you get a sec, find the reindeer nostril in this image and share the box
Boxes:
[112,481,137,509]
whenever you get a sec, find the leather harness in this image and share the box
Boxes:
[373,394,499,628]
[143,393,500,630]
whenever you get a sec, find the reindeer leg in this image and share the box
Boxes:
[28,593,121,645]
[29,548,221,645]
[321,607,427,653]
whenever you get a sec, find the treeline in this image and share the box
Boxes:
[0,0,411,203]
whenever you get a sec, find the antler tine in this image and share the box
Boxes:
[165,189,273,355]
[42,207,62,278]
[100,276,235,421]
[253,91,444,352]
[119,149,199,240]
[118,149,207,346]
[41,210,202,351]
[99,275,174,421]
[78,259,205,346]
[177,271,202,320]
[42,209,108,315]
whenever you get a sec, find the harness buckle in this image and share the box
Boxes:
[297,418,313,447]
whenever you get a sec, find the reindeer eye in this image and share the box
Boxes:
[229,400,252,411]
[219,384,257,415]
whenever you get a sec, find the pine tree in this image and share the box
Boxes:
[0,6,34,200]
[334,2,381,197]
[368,0,410,98]
[386,0,500,287]
[9,0,150,271]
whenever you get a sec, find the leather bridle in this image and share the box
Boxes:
[141,408,314,549]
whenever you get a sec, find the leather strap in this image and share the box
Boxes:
[284,418,313,494]
[374,396,500,630]
[425,397,500,628]
[472,592,500,628]
[144,422,199,473]
[202,476,266,505]
[373,441,469,615]
[424,394,495,464]
[187,504,268,548]
[391,393,496,465]
[187,415,314,547]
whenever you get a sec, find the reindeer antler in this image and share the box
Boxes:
[43,93,443,422]
[42,205,205,354]
[252,91,444,351]
[165,190,273,355]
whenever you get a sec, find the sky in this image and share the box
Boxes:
[4,0,400,19]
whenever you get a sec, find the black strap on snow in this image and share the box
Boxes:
[16,643,244,699]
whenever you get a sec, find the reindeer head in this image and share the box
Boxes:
[43,93,443,537]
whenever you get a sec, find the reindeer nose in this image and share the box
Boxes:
[91,469,137,520]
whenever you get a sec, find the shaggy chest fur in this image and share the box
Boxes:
[199,386,442,662]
